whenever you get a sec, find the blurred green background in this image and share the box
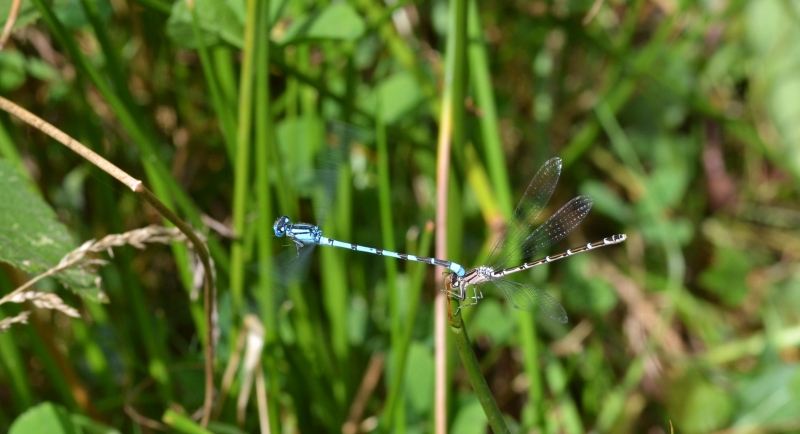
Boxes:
[1,0,800,432]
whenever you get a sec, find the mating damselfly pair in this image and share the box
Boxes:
[274,157,625,323]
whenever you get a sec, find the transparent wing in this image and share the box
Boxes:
[486,158,562,269]
[517,195,594,259]
[490,278,568,323]
[313,121,366,227]
[312,169,338,228]
[245,243,315,318]
[274,243,315,287]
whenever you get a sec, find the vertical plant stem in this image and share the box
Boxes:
[375,97,404,432]
[466,0,512,213]
[376,92,399,316]
[0,280,34,412]
[518,312,543,428]
[254,0,275,350]
[435,0,468,430]
[434,86,453,434]
[229,0,259,313]
[254,0,282,431]
[136,187,217,427]
[446,291,510,434]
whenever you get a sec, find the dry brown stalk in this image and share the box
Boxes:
[0,95,217,427]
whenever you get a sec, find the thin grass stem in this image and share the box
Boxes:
[467,0,512,213]
[446,284,509,434]
[229,0,259,313]
[254,0,282,430]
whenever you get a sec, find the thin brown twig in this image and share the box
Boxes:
[254,360,271,434]
[0,0,22,49]
[342,353,385,434]
[236,315,265,427]
[124,377,170,431]
[582,0,605,25]
[0,96,141,190]
[214,319,248,420]
[136,183,216,427]
[0,96,217,428]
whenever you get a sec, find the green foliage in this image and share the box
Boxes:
[745,1,800,177]
[0,51,65,96]
[666,370,734,433]
[470,298,516,344]
[0,0,112,30]
[404,342,434,414]
[0,51,27,91]
[1,0,799,432]
[563,255,618,316]
[9,402,120,434]
[280,3,365,44]
[0,159,95,292]
[166,0,245,49]
[451,395,487,434]
[364,71,425,124]
[699,247,755,306]
[733,363,800,428]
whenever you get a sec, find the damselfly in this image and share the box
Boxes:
[273,216,466,276]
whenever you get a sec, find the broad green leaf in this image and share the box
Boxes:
[471,298,515,344]
[364,71,423,124]
[0,159,96,292]
[280,3,365,45]
[581,180,633,224]
[0,0,109,31]
[563,255,618,315]
[404,342,434,414]
[9,402,78,434]
[0,51,26,91]
[698,247,754,306]
[53,0,113,30]
[275,116,325,194]
[733,363,800,429]
[26,57,60,82]
[166,0,245,49]
[451,395,487,434]
[639,218,693,247]
[10,402,120,434]
[0,52,63,94]
[666,370,733,433]
[639,153,690,216]
[70,413,122,434]
[745,0,800,177]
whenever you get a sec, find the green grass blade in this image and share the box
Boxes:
[228,0,259,313]
[467,0,512,214]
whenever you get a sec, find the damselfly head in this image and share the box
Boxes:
[274,216,290,237]
[449,274,460,287]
